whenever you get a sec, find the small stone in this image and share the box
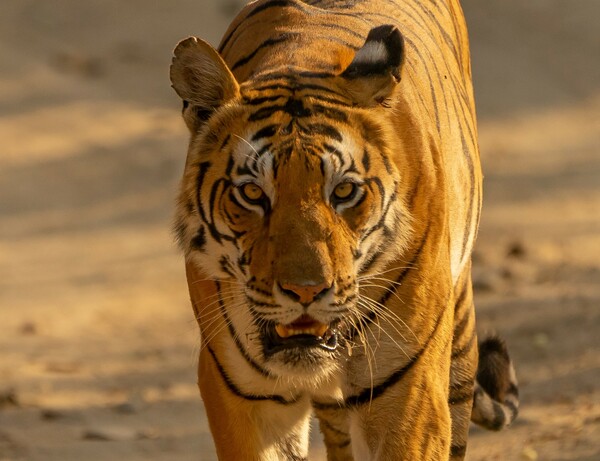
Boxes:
[473,274,495,293]
[521,445,538,460]
[111,402,137,414]
[41,409,64,421]
[82,427,138,441]
[0,389,19,408]
[533,333,549,348]
[507,241,527,259]
[45,361,81,374]
[137,428,159,440]
[50,52,105,79]
[20,322,37,335]
[500,267,513,280]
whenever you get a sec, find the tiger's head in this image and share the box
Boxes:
[171,26,412,380]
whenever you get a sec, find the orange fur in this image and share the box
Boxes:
[172,1,517,460]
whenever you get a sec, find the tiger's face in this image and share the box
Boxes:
[171,29,410,379]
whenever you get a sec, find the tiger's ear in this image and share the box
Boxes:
[170,37,240,132]
[338,25,404,107]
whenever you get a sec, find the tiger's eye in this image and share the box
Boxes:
[333,182,355,200]
[241,183,265,202]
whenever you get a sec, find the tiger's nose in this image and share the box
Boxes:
[279,281,332,305]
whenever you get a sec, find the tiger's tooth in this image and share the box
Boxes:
[275,322,331,339]
[316,325,328,337]
[275,324,290,338]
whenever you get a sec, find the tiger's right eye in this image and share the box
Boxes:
[332,182,357,202]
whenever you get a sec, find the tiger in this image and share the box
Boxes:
[170,0,519,460]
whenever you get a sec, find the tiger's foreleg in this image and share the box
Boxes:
[448,273,478,461]
[349,361,453,460]
[347,305,454,461]
[313,403,354,461]
[198,347,312,461]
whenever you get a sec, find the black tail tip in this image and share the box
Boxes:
[477,335,515,402]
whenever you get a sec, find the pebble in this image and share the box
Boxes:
[507,241,527,259]
[82,427,139,442]
[521,446,538,460]
[0,389,19,408]
[533,333,549,348]
[111,402,137,414]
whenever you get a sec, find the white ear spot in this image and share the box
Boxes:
[352,41,389,65]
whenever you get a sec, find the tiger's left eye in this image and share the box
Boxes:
[240,183,265,203]
[332,182,356,202]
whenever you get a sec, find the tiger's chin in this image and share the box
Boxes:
[260,315,348,379]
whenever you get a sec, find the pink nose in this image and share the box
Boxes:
[279,281,332,305]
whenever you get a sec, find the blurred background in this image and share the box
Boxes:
[0,1,598,460]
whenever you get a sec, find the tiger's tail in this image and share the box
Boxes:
[471,336,519,430]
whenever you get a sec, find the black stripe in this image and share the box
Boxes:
[216,281,273,378]
[252,124,279,141]
[196,162,211,224]
[312,400,344,410]
[232,33,298,71]
[450,443,467,458]
[298,123,342,141]
[361,147,371,171]
[248,104,287,122]
[190,226,206,252]
[359,247,385,274]
[219,0,306,53]
[403,37,442,134]
[315,21,365,41]
[505,399,519,419]
[302,93,353,107]
[449,390,473,407]
[376,224,430,306]
[257,142,273,157]
[344,306,446,407]
[322,142,344,164]
[451,328,476,360]
[449,387,474,406]
[224,156,234,178]
[207,346,298,405]
[253,69,337,82]
[312,104,349,123]
[218,256,235,278]
[357,116,393,174]
[207,179,228,244]
[336,439,351,448]
[244,95,286,106]
[412,0,461,68]
[452,304,472,341]
[318,418,349,439]
[490,401,507,430]
[250,82,347,101]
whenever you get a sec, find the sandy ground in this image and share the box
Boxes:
[0,1,598,460]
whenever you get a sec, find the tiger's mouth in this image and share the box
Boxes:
[263,314,342,355]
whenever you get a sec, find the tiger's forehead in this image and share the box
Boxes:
[233,75,356,152]
[224,73,364,186]
[239,71,354,119]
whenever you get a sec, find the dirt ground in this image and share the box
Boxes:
[0,1,598,460]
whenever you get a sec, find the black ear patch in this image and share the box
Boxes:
[342,25,404,80]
